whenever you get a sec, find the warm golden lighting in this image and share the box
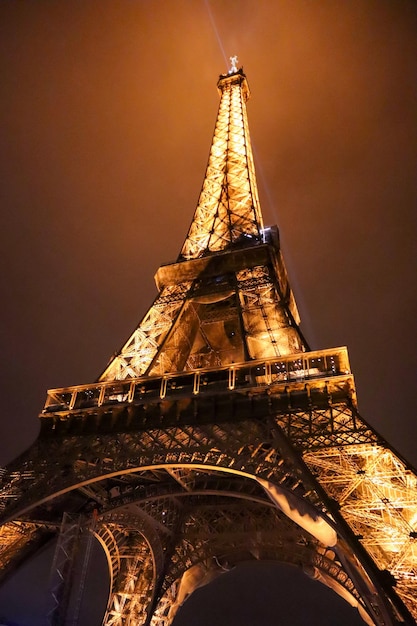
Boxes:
[304,445,417,614]
[1,65,416,626]
[180,71,263,260]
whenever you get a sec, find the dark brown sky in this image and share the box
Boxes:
[0,1,416,624]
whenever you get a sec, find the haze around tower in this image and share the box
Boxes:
[0,1,416,625]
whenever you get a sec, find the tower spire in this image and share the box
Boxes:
[97,67,306,381]
[179,66,264,260]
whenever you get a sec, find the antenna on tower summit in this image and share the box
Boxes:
[229,54,239,73]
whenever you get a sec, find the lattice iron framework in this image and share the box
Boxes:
[179,70,263,260]
[0,66,416,626]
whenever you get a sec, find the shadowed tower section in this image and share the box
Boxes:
[0,65,417,626]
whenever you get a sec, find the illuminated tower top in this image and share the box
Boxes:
[179,65,264,260]
[97,64,306,382]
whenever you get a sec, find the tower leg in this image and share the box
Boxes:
[46,513,83,625]
[103,536,155,626]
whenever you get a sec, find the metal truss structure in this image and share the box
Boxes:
[1,67,416,626]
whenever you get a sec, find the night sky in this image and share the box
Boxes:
[0,1,416,624]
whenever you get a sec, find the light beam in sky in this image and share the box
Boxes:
[204,0,229,70]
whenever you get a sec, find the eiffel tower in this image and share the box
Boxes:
[1,64,417,626]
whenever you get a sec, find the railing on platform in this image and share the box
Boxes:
[42,347,351,415]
